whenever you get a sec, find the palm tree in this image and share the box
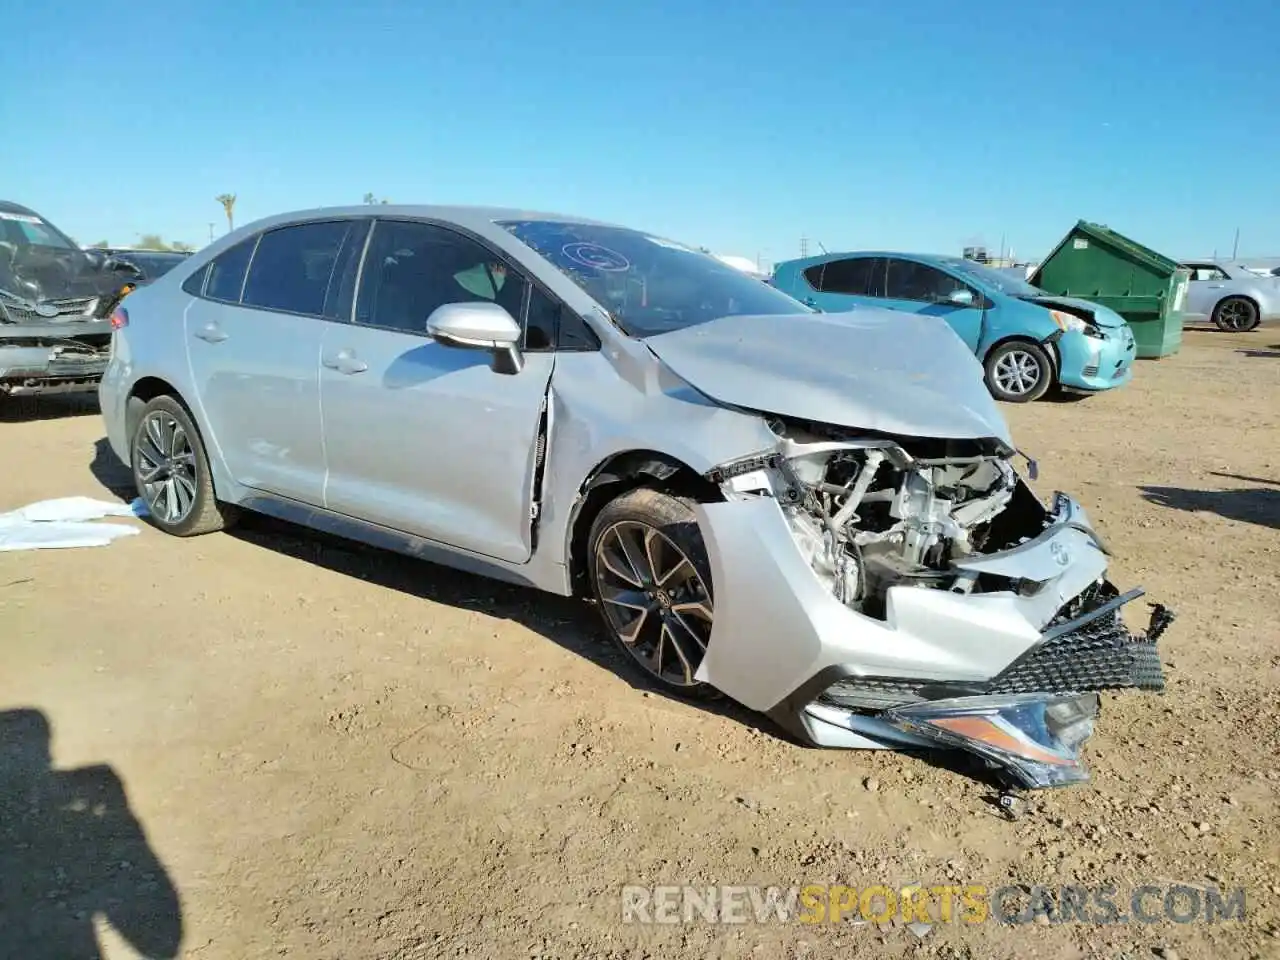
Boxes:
[363,192,376,205]
[215,194,237,233]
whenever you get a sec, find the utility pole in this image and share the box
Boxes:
[208,223,215,243]
[800,236,809,258]
[1232,227,1240,260]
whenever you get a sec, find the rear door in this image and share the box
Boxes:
[1181,263,1228,320]
[880,258,985,352]
[798,256,886,312]
[184,220,354,504]
[319,218,555,564]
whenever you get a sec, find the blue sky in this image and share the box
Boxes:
[3,0,1277,264]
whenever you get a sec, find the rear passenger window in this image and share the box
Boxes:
[205,239,256,302]
[181,263,208,297]
[820,258,878,295]
[242,221,350,317]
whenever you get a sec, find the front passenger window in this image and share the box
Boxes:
[355,220,529,335]
[885,260,973,303]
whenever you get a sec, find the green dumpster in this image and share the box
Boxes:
[1029,220,1189,359]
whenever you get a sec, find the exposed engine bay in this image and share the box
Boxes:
[712,418,1041,620]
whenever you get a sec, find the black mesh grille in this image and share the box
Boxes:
[987,611,1165,696]
[818,678,925,711]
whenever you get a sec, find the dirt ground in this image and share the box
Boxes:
[2,327,1278,960]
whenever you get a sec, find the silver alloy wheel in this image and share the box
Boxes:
[135,411,199,525]
[993,349,1043,396]
[1217,298,1256,331]
[593,520,713,687]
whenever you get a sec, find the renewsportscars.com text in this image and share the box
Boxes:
[620,883,1247,926]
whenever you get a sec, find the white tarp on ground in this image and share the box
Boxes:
[0,496,149,551]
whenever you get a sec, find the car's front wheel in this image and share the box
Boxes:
[984,340,1054,403]
[131,395,237,536]
[1212,296,1261,332]
[587,487,716,698]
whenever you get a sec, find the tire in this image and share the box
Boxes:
[1212,296,1261,332]
[984,340,1054,403]
[130,395,237,537]
[587,487,717,699]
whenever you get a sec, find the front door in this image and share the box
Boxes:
[880,258,986,352]
[319,218,553,564]
[184,220,354,504]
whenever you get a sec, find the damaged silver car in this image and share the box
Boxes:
[1,201,139,398]
[100,205,1172,791]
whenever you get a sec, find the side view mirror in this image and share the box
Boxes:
[426,301,524,374]
[945,289,976,306]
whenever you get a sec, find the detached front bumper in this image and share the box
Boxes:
[693,491,1171,789]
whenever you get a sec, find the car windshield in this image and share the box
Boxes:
[944,259,1045,297]
[0,210,79,252]
[498,219,812,337]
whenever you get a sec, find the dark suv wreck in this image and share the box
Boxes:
[0,201,138,397]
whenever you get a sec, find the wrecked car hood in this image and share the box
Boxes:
[643,310,1014,444]
[1024,294,1126,328]
[0,249,124,321]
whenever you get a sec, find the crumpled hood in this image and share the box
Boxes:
[643,309,1014,444]
[1025,294,1126,328]
[0,248,122,308]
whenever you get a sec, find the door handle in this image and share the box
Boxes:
[194,322,228,343]
[322,350,368,375]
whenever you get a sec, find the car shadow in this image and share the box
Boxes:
[0,393,100,423]
[82,439,1040,787]
[226,512,785,741]
[1141,484,1280,530]
[1236,344,1280,358]
[89,438,136,502]
[0,708,183,959]
[1209,471,1280,487]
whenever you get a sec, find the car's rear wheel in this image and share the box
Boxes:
[131,395,237,537]
[1212,296,1260,332]
[587,487,717,699]
[984,340,1053,403]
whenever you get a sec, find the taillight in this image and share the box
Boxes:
[110,306,129,330]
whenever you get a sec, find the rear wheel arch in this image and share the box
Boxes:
[1212,295,1261,332]
[126,376,184,440]
[125,378,225,497]
[565,450,722,597]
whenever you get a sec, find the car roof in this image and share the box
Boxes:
[0,200,42,217]
[237,203,629,235]
[773,250,961,271]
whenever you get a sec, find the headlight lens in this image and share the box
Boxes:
[1050,310,1103,338]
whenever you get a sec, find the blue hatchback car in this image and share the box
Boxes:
[770,252,1137,402]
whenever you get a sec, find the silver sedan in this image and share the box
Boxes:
[1180,260,1280,331]
[99,205,1172,791]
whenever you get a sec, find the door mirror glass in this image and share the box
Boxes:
[427,301,521,349]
